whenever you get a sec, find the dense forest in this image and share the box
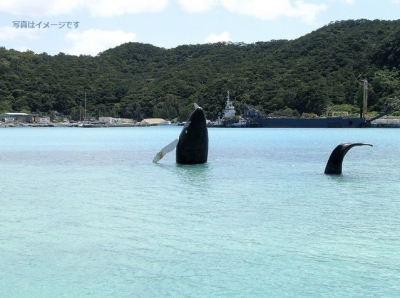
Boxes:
[1,19,400,122]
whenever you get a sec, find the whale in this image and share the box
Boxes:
[152,104,209,164]
[324,142,373,174]
[176,105,208,164]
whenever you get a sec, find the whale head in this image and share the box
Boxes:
[176,106,208,164]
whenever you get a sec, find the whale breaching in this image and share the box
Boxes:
[324,143,373,174]
[153,104,208,164]
[176,105,208,164]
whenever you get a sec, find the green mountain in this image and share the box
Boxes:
[1,19,400,121]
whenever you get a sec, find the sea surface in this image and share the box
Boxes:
[0,126,399,297]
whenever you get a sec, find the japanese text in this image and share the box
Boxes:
[13,21,80,29]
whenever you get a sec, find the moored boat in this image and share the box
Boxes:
[209,91,236,127]
[158,120,172,125]
[228,119,247,127]
[251,116,366,128]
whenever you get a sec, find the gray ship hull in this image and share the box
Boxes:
[223,117,367,128]
[253,117,366,128]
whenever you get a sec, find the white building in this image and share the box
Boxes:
[99,117,120,124]
[0,113,29,122]
[98,117,135,124]
[39,116,50,124]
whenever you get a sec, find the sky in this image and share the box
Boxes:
[0,0,399,56]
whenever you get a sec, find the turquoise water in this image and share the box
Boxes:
[1,126,399,297]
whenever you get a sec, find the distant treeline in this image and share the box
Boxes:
[1,19,400,121]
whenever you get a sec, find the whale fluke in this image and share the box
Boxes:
[324,142,373,174]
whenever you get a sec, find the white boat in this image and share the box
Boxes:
[229,119,247,127]
[222,91,236,118]
[209,91,236,127]
[158,120,172,125]
[210,118,224,127]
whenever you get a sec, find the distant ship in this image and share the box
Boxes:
[213,83,393,128]
[209,91,236,127]
[247,113,366,128]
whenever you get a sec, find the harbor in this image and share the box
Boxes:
[2,88,399,129]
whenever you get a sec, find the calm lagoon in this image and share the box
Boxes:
[1,126,399,297]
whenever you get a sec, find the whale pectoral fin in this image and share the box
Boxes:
[153,138,179,163]
[324,142,373,174]
[153,151,164,163]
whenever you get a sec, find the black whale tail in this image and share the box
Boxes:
[324,142,373,174]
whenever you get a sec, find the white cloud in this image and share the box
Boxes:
[177,0,218,13]
[205,31,231,43]
[177,0,327,23]
[62,29,136,56]
[286,1,328,23]
[0,26,40,53]
[0,25,39,40]
[85,0,168,17]
[0,0,327,22]
[220,0,327,23]
[0,0,168,17]
[0,0,82,16]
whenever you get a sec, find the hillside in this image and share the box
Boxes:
[1,19,400,121]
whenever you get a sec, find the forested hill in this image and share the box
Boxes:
[1,19,400,121]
